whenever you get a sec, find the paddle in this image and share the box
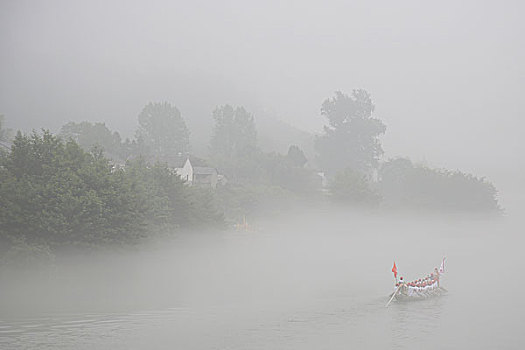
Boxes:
[385,285,401,307]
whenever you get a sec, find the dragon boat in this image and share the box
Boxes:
[386,258,447,306]
[392,285,447,302]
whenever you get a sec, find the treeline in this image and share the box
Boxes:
[379,158,499,212]
[0,90,501,258]
[0,131,223,258]
[313,90,500,213]
[58,104,321,221]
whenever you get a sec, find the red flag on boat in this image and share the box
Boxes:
[392,262,398,278]
[439,257,446,274]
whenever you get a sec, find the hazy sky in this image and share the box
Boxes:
[1,0,524,185]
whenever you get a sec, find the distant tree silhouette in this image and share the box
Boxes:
[210,105,258,182]
[287,145,307,167]
[329,168,380,205]
[379,158,500,212]
[136,102,190,163]
[315,90,386,176]
[60,121,124,160]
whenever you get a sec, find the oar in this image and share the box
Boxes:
[386,285,401,307]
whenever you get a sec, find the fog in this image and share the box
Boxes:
[1,211,523,349]
[1,0,525,349]
[2,1,524,177]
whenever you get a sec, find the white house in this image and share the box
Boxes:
[175,158,221,189]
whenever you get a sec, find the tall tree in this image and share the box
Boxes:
[136,102,190,163]
[210,105,258,181]
[60,121,123,160]
[315,90,386,176]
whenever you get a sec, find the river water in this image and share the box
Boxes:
[1,209,523,349]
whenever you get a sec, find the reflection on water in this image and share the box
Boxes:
[1,297,449,350]
[1,212,524,349]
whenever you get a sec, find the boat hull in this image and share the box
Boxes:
[393,287,447,302]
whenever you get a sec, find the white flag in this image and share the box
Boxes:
[439,257,446,274]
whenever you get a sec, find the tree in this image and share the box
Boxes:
[330,168,380,205]
[0,130,225,255]
[379,158,500,212]
[315,90,386,176]
[60,121,124,160]
[286,145,307,167]
[136,102,190,164]
[0,130,145,248]
[210,105,258,182]
[260,150,319,194]
[123,158,224,230]
[210,105,257,159]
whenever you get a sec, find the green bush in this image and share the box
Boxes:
[0,131,225,254]
[329,168,380,206]
[379,158,500,212]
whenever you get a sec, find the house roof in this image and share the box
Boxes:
[170,155,209,168]
[193,167,217,175]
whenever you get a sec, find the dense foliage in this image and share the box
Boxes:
[315,90,386,176]
[215,183,292,221]
[0,88,502,259]
[329,168,380,206]
[60,121,128,161]
[209,105,259,183]
[0,131,223,255]
[136,102,190,163]
[259,147,320,194]
[379,158,500,212]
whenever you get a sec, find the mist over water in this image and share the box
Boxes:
[1,207,523,349]
[1,0,524,349]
